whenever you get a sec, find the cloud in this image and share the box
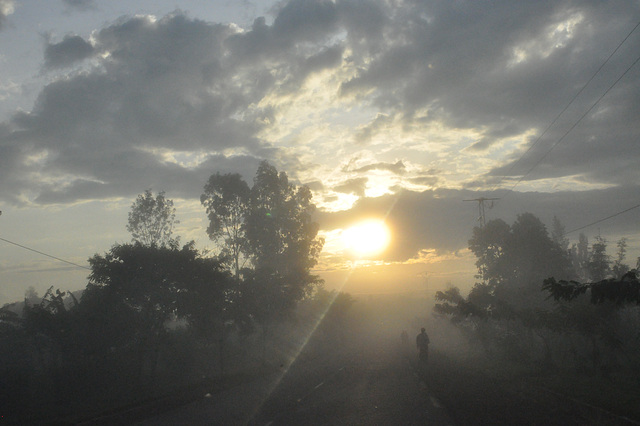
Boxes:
[1,13,274,204]
[343,160,406,175]
[337,1,640,187]
[1,1,639,212]
[44,35,95,69]
[271,0,339,44]
[61,0,96,12]
[333,177,368,197]
[0,0,14,31]
[318,184,640,263]
[354,113,392,144]
[408,175,439,187]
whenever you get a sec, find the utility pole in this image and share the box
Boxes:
[463,197,499,227]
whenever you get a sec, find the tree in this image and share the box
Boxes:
[86,242,230,378]
[468,213,571,311]
[570,233,590,282]
[588,235,610,282]
[468,218,511,288]
[202,161,324,312]
[245,161,324,303]
[437,214,573,362]
[202,162,324,362]
[127,189,178,247]
[542,270,640,306]
[612,237,629,279]
[542,270,639,370]
[551,216,569,253]
[201,173,250,281]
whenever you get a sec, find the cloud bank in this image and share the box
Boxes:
[1,0,639,265]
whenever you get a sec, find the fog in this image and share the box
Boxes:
[1,1,639,423]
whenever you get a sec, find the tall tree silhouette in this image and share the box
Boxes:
[245,161,324,300]
[127,189,178,247]
[202,161,324,359]
[201,173,250,281]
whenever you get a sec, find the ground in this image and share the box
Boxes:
[70,330,640,425]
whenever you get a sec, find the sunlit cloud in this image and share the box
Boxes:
[0,0,14,31]
[1,0,639,302]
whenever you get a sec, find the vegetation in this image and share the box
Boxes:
[0,161,338,424]
[1,162,638,423]
[127,189,179,247]
[434,213,640,422]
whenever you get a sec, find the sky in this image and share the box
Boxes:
[1,0,639,305]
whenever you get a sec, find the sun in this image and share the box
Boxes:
[342,220,391,258]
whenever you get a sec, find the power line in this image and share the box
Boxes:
[498,52,640,201]
[492,22,640,205]
[489,20,640,196]
[0,236,91,271]
[563,203,640,236]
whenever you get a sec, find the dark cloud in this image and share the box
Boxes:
[354,113,391,144]
[44,35,95,69]
[338,0,640,186]
[318,184,640,263]
[333,177,368,197]
[408,176,439,187]
[272,0,339,43]
[303,180,325,192]
[61,0,96,12]
[1,13,273,204]
[297,45,343,81]
[343,160,406,175]
[1,1,639,212]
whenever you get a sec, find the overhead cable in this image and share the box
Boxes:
[0,236,91,271]
[562,203,640,236]
[499,52,640,201]
[489,20,640,196]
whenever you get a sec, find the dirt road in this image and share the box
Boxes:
[134,337,452,425]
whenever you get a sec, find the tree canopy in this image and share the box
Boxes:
[127,189,178,247]
[465,213,572,312]
[201,173,251,280]
[202,161,325,320]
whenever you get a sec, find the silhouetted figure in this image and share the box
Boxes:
[416,327,430,363]
[401,330,409,346]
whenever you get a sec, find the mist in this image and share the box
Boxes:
[1,1,640,424]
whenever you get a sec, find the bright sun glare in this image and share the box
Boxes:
[342,220,391,258]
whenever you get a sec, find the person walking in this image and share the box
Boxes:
[416,327,430,363]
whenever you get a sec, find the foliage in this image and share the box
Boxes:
[245,161,324,282]
[550,215,569,252]
[612,237,630,279]
[539,271,640,370]
[201,173,250,279]
[570,233,590,282]
[466,213,571,313]
[542,270,640,306]
[434,286,487,322]
[588,235,610,282]
[0,163,328,423]
[23,286,76,340]
[202,161,325,324]
[87,242,229,337]
[127,189,179,247]
[434,213,640,373]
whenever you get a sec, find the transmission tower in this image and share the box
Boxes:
[463,197,500,227]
